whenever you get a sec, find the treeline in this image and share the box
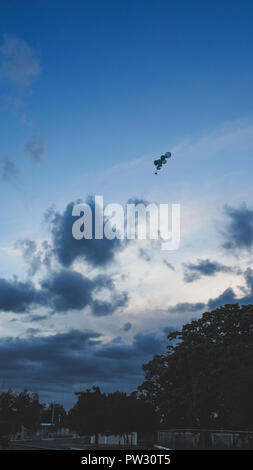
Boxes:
[1,303,253,438]
[0,388,157,439]
[0,390,66,436]
[68,388,158,443]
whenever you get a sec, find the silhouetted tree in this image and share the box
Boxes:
[68,387,158,443]
[14,390,44,433]
[0,389,44,445]
[0,390,19,439]
[106,391,158,441]
[138,304,253,429]
[68,386,107,444]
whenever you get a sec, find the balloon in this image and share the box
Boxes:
[165,151,171,158]
[153,151,172,174]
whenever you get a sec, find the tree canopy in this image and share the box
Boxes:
[138,304,253,429]
[0,389,66,439]
[0,390,44,437]
[68,386,158,441]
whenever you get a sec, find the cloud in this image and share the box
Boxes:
[0,34,41,88]
[127,197,150,206]
[163,326,178,336]
[183,258,235,282]
[0,329,167,407]
[167,268,253,315]
[167,293,238,316]
[25,314,49,323]
[16,239,52,275]
[0,277,42,313]
[111,156,146,172]
[207,288,237,310]
[46,197,123,268]
[171,119,253,167]
[19,195,158,274]
[23,327,41,336]
[95,333,166,360]
[138,248,151,262]
[25,135,45,163]
[168,302,206,314]
[223,204,253,251]
[41,270,94,312]
[244,267,253,291]
[0,155,19,182]
[41,269,128,315]
[0,269,128,317]
[163,260,175,271]
[92,291,128,317]
[123,322,132,332]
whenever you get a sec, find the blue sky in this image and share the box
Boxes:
[0,0,253,408]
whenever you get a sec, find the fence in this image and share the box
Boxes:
[157,429,253,449]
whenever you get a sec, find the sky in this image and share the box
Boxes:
[0,0,253,408]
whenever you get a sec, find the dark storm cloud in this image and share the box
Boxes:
[6,196,129,316]
[0,329,167,406]
[0,270,127,317]
[46,197,123,268]
[91,291,128,317]
[41,269,128,315]
[95,333,166,360]
[0,155,19,182]
[19,195,153,274]
[0,330,101,371]
[41,270,94,312]
[223,204,253,251]
[25,135,45,163]
[0,277,43,313]
[183,258,234,283]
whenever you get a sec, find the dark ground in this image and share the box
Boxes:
[4,438,155,450]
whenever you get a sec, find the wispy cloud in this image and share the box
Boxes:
[171,118,253,163]
[183,258,236,283]
[0,34,42,126]
[0,34,41,89]
[111,156,147,172]
[163,260,175,271]
[25,135,45,163]
[0,155,19,182]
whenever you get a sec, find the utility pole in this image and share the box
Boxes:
[51,403,55,426]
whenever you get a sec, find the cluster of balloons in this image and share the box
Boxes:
[154,151,172,174]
